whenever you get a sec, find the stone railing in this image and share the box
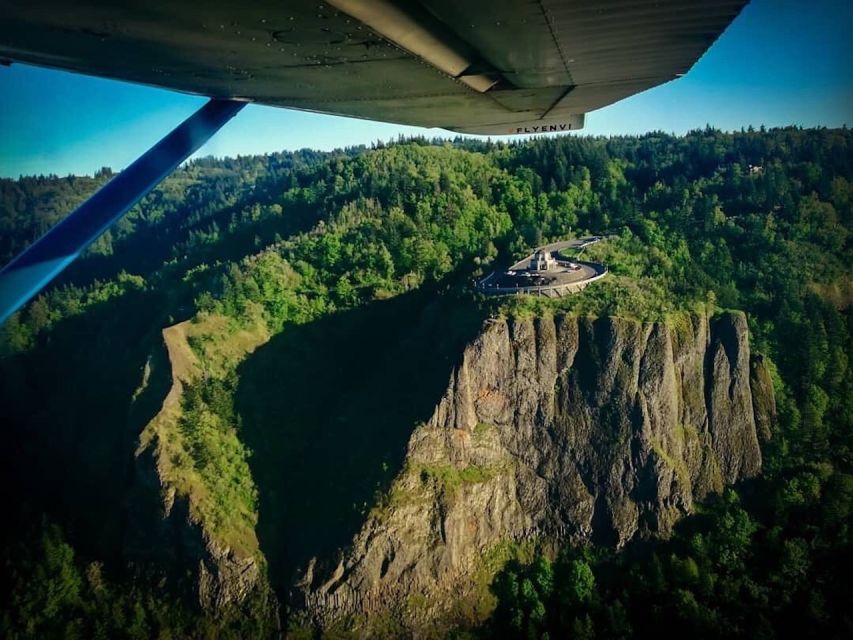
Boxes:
[477,262,608,298]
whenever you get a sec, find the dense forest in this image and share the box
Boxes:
[0,127,850,638]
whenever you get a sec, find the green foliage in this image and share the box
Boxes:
[417,463,498,502]
[177,373,259,552]
[0,271,147,355]
[473,422,496,440]
[0,522,277,639]
[491,556,557,639]
[1,127,851,637]
[482,128,852,639]
[486,474,852,638]
[561,558,595,606]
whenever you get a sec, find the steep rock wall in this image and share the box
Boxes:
[297,311,772,628]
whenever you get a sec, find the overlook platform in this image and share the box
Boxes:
[477,237,608,298]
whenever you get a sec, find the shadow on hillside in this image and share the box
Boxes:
[236,289,485,597]
[0,287,170,563]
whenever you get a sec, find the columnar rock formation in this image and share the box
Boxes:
[124,310,775,633]
[296,311,774,628]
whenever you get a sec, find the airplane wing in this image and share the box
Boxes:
[0,0,748,322]
[0,0,747,134]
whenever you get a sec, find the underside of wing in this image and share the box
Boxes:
[0,0,747,133]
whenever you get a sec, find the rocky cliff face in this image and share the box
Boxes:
[120,309,775,632]
[296,311,773,629]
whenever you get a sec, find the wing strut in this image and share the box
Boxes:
[0,98,246,324]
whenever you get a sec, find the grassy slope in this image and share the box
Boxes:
[136,314,270,558]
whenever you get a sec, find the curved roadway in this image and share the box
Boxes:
[478,236,608,297]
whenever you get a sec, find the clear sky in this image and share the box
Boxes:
[0,0,850,178]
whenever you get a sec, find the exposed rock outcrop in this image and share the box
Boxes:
[121,308,774,632]
[296,311,773,629]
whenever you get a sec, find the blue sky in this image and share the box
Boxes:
[1,0,851,178]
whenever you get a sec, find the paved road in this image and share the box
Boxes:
[478,236,608,297]
[507,236,604,271]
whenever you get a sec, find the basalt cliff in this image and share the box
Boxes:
[124,309,775,633]
[294,311,775,630]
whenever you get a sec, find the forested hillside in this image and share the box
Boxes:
[0,127,850,638]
